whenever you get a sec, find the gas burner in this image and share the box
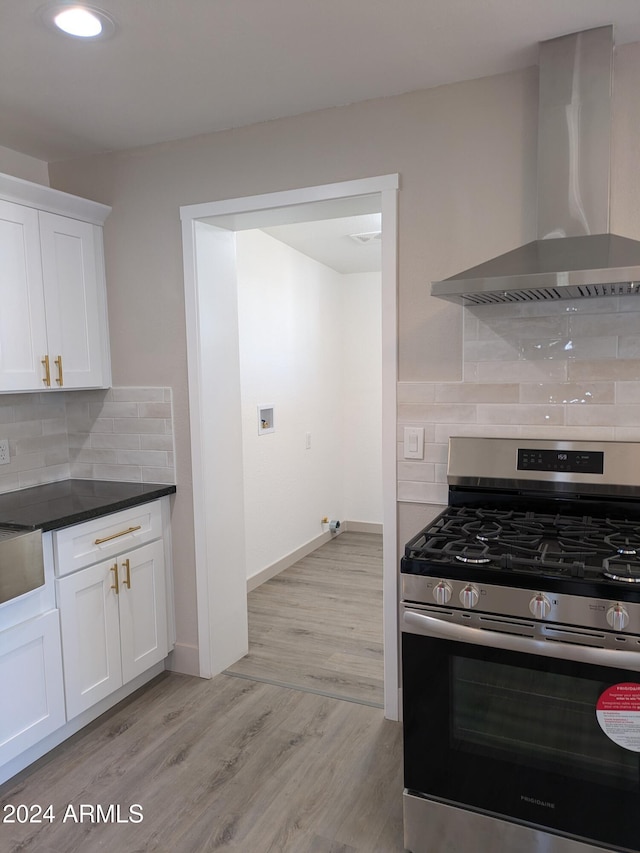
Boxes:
[604,533,640,557]
[442,540,493,565]
[602,547,640,583]
[602,559,640,583]
[455,554,491,564]
[461,520,502,542]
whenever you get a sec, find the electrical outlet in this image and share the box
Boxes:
[0,439,9,465]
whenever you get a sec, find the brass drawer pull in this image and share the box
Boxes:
[94,525,142,545]
[110,563,119,595]
[122,558,131,589]
[41,355,51,387]
[54,355,63,386]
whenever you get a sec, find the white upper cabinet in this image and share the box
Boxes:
[0,172,111,393]
[39,212,109,389]
[0,200,48,390]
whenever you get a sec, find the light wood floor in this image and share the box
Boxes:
[0,673,404,852]
[0,531,405,852]
[226,532,384,707]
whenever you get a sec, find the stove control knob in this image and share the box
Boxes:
[433,581,452,605]
[460,584,479,609]
[529,593,551,620]
[607,604,630,632]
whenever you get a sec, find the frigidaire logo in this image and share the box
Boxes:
[521,795,555,809]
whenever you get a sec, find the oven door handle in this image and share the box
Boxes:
[403,610,640,671]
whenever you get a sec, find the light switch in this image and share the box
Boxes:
[404,427,424,459]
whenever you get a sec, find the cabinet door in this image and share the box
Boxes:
[56,560,122,720]
[118,541,168,684]
[0,610,65,766]
[0,200,48,390]
[39,212,109,389]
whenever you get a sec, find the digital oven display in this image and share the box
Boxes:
[517,448,604,474]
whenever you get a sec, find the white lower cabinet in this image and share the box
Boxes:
[0,609,66,765]
[57,539,168,720]
[0,496,173,785]
[118,541,168,684]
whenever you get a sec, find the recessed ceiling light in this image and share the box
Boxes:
[39,3,117,40]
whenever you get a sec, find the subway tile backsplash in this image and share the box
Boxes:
[399,295,640,505]
[0,387,175,495]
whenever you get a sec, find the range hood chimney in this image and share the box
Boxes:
[431,25,640,305]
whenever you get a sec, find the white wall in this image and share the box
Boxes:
[341,271,382,523]
[236,230,381,581]
[46,46,640,669]
[48,66,537,667]
[190,222,248,674]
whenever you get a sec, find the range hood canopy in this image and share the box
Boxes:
[431,25,640,306]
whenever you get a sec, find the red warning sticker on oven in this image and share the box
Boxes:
[596,683,640,752]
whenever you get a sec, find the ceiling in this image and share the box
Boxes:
[3,0,640,163]
[204,195,383,273]
[263,213,382,274]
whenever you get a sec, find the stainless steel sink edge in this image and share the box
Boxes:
[0,528,45,606]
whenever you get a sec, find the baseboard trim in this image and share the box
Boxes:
[344,520,383,534]
[247,530,333,592]
[246,521,383,591]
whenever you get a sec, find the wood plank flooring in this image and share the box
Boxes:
[0,673,405,853]
[0,530,404,852]
[226,532,384,707]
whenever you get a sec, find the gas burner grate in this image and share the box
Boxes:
[461,520,503,541]
[404,504,640,583]
[504,549,588,578]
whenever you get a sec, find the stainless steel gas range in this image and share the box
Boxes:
[401,437,640,853]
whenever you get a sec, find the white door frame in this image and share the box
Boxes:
[180,174,400,719]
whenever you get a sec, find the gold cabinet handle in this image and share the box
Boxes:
[94,525,142,545]
[41,355,51,387]
[122,558,131,589]
[110,563,119,595]
[54,355,63,386]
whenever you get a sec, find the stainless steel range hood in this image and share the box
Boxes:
[431,25,640,306]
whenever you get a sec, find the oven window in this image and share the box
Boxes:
[451,657,639,789]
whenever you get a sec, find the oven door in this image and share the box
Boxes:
[402,607,640,853]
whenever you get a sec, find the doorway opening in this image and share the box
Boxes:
[180,175,399,719]
[226,211,383,706]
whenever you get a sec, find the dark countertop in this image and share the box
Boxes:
[0,480,176,532]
